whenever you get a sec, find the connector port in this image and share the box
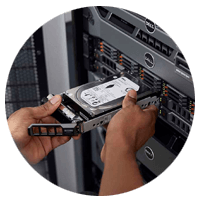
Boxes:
[168,113,191,135]
[172,115,175,123]
[175,54,191,75]
[148,36,155,47]
[167,100,191,122]
[136,29,173,57]
[160,105,191,136]
[101,65,115,76]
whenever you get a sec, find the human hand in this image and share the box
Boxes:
[7,95,81,164]
[101,90,158,162]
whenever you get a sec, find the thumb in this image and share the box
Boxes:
[122,90,137,109]
[100,144,106,163]
[32,95,62,119]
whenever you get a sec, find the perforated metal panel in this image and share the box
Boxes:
[5,36,41,117]
[5,33,50,180]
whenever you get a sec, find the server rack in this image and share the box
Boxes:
[71,6,195,186]
[6,6,195,194]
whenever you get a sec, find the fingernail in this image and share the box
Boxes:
[50,96,60,105]
[128,90,136,99]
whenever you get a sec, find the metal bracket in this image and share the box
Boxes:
[28,123,80,136]
[28,93,160,136]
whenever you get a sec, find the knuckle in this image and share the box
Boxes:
[41,103,50,114]
[134,104,141,110]
[146,107,158,121]
[19,107,27,113]
[152,105,159,113]
[19,107,32,115]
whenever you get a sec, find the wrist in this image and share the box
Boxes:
[105,129,137,152]
[104,142,136,164]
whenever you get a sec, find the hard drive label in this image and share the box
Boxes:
[81,77,139,107]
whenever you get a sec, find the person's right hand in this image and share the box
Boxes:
[101,90,158,162]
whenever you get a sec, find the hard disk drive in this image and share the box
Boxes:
[28,72,160,136]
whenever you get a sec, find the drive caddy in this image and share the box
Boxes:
[28,72,159,136]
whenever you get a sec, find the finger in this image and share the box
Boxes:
[144,104,158,113]
[31,95,62,119]
[143,105,159,121]
[103,123,108,130]
[52,136,71,149]
[100,144,106,163]
[40,116,58,124]
[72,133,81,140]
[122,89,137,109]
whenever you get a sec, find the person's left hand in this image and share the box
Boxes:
[7,95,81,164]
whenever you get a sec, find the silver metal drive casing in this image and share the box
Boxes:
[63,72,154,118]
